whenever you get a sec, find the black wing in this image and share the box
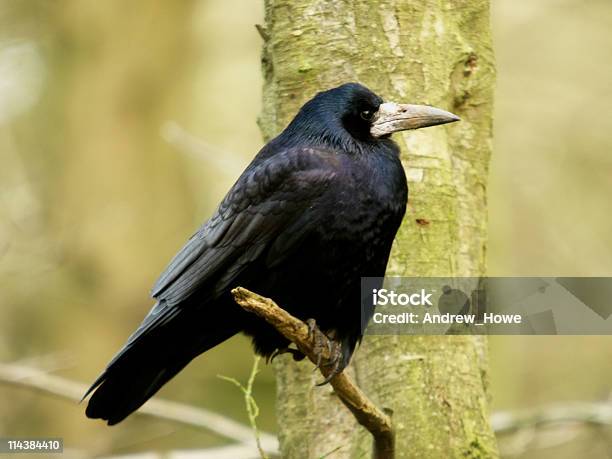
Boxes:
[152,146,338,306]
[83,147,339,404]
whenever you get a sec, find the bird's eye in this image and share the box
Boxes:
[360,109,374,121]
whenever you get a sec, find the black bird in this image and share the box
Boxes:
[84,83,458,425]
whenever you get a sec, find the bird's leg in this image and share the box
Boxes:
[306,318,327,370]
[269,346,305,363]
[305,319,345,385]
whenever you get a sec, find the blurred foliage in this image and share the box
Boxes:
[0,0,610,457]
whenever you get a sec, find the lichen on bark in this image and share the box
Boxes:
[258,1,498,457]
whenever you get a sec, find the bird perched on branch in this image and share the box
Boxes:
[84,83,458,425]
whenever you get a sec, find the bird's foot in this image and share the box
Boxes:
[305,318,344,386]
[306,318,327,369]
[315,340,343,386]
[269,346,305,363]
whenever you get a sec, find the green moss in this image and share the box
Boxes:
[298,62,313,73]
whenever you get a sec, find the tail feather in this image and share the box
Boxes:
[84,303,239,424]
[85,354,193,425]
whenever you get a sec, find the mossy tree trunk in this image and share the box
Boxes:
[258,1,498,457]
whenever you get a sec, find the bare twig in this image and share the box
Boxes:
[218,356,268,459]
[493,400,612,456]
[0,362,278,455]
[254,24,269,41]
[231,287,395,459]
[11,352,76,372]
[97,444,274,459]
[492,401,612,434]
[160,121,245,176]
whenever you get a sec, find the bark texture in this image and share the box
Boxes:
[258,1,497,457]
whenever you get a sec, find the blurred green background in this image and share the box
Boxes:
[0,0,610,457]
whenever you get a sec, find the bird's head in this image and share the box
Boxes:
[282,83,459,150]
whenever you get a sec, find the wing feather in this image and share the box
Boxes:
[151,147,338,306]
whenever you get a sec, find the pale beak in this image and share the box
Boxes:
[370,102,460,138]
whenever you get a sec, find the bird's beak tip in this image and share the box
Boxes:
[370,103,460,138]
[443,112,461,125]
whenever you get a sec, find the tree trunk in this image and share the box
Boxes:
[258,1,498,457]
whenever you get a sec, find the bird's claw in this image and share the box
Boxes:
[315,340,343,386]
[269,346,305,363]
[305,318,344,385]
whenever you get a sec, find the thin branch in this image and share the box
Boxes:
[231,287,395,459]
[254,24,269,41]
[492,401,612,434]
[97,444,274,459]
[11,352,76,373]
[218,356,268,459]
[160,121,245,176]
[0,362,278,455]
